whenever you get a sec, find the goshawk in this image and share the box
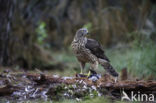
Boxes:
[71,28,118,82]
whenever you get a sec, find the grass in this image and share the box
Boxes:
[11,97,142,103]
[11,97,127,103]
[55,97,111,103]
[106,41,156,79]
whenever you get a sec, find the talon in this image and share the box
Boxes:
[87,71,91,77]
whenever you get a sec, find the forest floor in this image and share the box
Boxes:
[0,44,156,103]
[0,68,156,103]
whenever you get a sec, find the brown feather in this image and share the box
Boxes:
[85,39,110,62]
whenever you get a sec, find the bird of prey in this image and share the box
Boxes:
[71,28,118,82]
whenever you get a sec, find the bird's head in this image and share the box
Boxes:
[75,28,89,38]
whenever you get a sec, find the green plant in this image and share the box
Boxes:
[83,22,92,31]
[106,41,156,79]
[36,21,48,45]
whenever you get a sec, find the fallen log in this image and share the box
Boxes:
[26,73,156,99]
[0,72,156,101]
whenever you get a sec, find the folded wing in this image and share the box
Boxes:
[85,39,110,62]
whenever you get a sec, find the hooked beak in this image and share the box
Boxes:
[84,30,89,35]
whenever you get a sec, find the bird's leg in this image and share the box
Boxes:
[80,62,85,74]
[87,69,91,77]
[94,61,99,70]
[87,61,98,77]
[114,77,118,83]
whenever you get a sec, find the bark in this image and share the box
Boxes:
[0,0,14,66]
[0,72,156,101]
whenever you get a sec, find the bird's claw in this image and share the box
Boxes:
[87,71,91,77]
[80,72,83,75]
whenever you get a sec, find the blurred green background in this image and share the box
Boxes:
[0,0,156,80]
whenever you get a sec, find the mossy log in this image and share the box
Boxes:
[0,72,156,101]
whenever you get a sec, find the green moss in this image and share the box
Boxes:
[18,97,132,103]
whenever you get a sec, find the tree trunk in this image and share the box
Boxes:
[0,0,14,66]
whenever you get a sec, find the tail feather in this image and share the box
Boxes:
[99,59,118,77]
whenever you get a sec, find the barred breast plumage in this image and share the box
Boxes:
[71,37,97,63]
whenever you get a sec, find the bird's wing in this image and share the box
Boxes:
[85,38,110,62]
